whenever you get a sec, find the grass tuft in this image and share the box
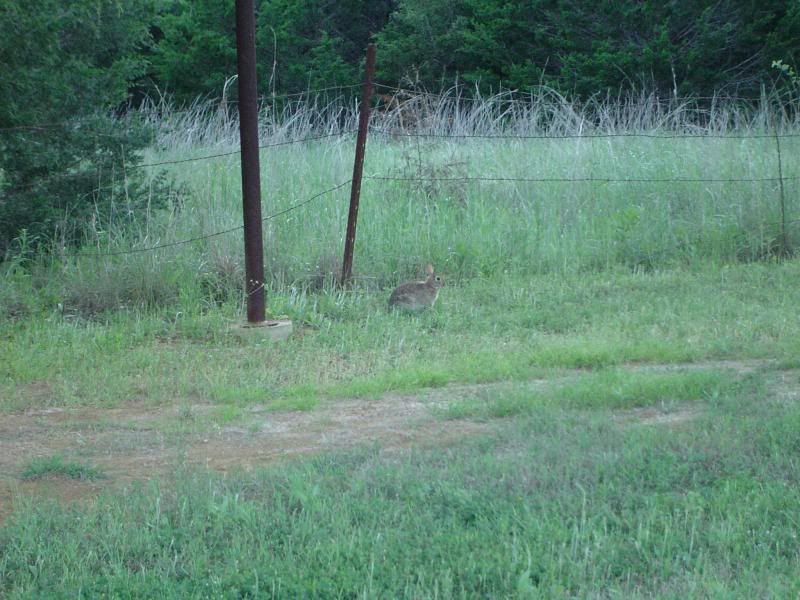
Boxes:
[20,455,105,481]
[442,369,736,419]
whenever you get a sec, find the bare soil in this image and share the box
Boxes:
[0,391,493,524]
[1,359,793,525]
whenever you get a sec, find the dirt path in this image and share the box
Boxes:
[1,359,790,524]
[0,388,497,524]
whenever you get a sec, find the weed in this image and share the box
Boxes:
[20,455,105,481]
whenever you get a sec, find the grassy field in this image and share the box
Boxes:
[1,92,800,597]
[1,360,799,597]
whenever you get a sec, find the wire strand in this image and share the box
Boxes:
[62,180,352,258]
[371,82,793,105]
[2,131,356,194]
[368,126,800,140]
[130,131,356,170]
[365,174,800,184]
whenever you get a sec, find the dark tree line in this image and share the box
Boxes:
[1,0,799,250]
[149,0,799,102]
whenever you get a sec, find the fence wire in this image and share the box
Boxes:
[64,180,352,258]
[3,88,798,260]
[131,131,357,170]
[368,126,800,140]
[5,81,797,136]
[371,82,793,106]
[2,130,357,195]
[365,174,800,184]
[5,125,796,197]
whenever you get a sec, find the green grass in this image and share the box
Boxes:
[20,455,105,481]
[439,368,737,419]
[2,369,799,597]
[2,94,800,596]
[2,93,799,324]
[2,94,798,410]
[2,262,798,411]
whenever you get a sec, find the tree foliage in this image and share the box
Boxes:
[255,0,395,96]
[1,0,799,250]
[148,0,395,104]
[146,0,800,101]
[149,0,238,102]
[0,0,156,251]
[375,0,800,97]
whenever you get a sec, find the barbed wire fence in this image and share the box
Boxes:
[1,82,797,262]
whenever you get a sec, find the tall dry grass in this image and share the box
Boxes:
[3,88,799,317]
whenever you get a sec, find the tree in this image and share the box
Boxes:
[255,0,395,95]
[374,0,473,89]
[148,0,238,104]
[376,0,800,98]
[148,0,395,104]
[0,0,157,252]
[551,0,800,97]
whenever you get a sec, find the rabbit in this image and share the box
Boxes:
[388,263,443,311]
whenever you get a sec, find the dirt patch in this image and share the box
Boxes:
[769,369,800,405]
[613,405,702,427]
[195,400,489,473]
[0,477,105,525]
[0,359,791,525]
[4,381,57,411]
[0,391,493,524]
[627,358,773,374]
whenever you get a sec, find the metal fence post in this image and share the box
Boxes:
[774,128,791,257]
[235,0,266,322]
[341,44,377,285]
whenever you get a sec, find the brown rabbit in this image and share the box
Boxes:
[388,264,443,311]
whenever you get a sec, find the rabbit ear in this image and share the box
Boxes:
[426,263,434,275]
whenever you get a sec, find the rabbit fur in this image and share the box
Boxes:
[388,264,443,311]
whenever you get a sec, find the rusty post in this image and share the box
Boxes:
[341,44,377,285]
[235,0,266,322]
[774,128,791,257]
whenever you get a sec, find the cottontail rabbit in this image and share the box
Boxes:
[388,264,443,311]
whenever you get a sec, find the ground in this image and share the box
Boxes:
[1,358,786,526]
